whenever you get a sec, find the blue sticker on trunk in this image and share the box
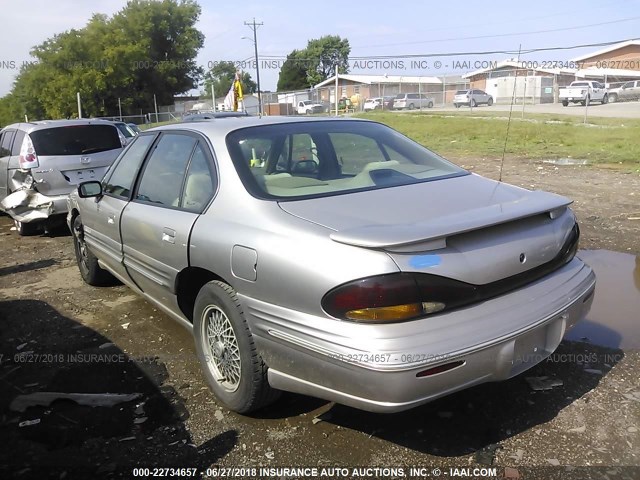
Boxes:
[409,255,441,268]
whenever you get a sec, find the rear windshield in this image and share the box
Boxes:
[455,90,469,95]
[395,94,406,99]
[30,125,121,156]
[571,82,589,87]
[226,120,466,200]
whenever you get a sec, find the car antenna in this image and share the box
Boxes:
[499,44,522,183]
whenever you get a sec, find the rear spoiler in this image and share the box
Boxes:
[330,190,572,250]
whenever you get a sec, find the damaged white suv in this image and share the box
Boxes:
[0,120,123,235]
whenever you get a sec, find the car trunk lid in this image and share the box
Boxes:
[278,174,574,284]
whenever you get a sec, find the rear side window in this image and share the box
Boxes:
[11,130,25,156]
[0,130,14,157]
[104,134,156,198]
[135,134,197,207]
[180,143,215,213]
[30,125,121,156]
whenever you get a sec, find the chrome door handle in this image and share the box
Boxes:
[162,227,175,244]
[107,214,115,225]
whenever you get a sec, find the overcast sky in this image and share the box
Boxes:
[0,0,638,98]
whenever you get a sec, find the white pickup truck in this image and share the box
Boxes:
[296,100,325,114]
[559,81,608,106]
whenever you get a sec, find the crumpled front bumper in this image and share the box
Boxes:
[0,189,68,223]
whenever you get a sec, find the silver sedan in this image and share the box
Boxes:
[67,117,595,414]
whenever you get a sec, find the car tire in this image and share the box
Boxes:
[454,103,460,108]
[487,97,493,106]
[193,280,280,414]
[562,100,569,107]
[471,99,477,107]
[601,94,608,104]
[427,101,434,108]
[14,219,42,236]
[72,215,114,286]
[408,103,415,110]
[608,93,617,103]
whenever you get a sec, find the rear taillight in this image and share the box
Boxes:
[19,134,39,169]
[322,223,580,324]
[560,223,579,265]
[322,273,477,323]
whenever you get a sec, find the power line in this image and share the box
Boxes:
[257,37,639,62]
[347,15,640,50]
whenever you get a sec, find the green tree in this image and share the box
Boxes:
[202,61,256,100]
[276,50,309,91]
[276,35,350,90]
[2,0,204,121]
[304,35,350,86]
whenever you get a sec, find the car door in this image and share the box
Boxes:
[120,132,216,315]
[82,133,157,280]
[0,129,15,201]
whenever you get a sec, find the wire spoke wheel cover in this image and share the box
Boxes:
[193,281,279,413]
[202,305,241,392]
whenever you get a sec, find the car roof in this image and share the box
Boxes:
[1,119,119,133]
[151,116,371,137]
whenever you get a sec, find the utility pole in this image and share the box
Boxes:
[244,18,263,115]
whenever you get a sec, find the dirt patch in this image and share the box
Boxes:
[0,159,638,478]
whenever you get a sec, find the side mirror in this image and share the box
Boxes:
[78,181,103,198]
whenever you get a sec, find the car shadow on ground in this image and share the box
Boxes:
[322,340,623,458]
[0,299,235,480]
[0,259,58,277]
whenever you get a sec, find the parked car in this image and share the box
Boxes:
[363,97,383,111]
[0,119,123,235]
[127,123,142,134]
[383,96,396,109]
[111,121,139,145]
[559,81,608,106]
[393,93,434,110]
[607,80,640,103]
[183,111,250,122]
[363,97,396,111]
[453,89,494,108]
[68,117,595,414]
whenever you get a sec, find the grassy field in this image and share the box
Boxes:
[138,120,179,130]
[356,111,640,166]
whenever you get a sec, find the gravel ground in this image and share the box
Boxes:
[0,157,638,480]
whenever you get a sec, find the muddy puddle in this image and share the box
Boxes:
[565,250,640,350]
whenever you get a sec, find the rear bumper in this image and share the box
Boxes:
[244,258,595,412]
[0,189,69,223]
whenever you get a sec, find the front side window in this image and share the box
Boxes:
[103,134,156,198]
[227,121,466,200]
[135,134,196,207]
